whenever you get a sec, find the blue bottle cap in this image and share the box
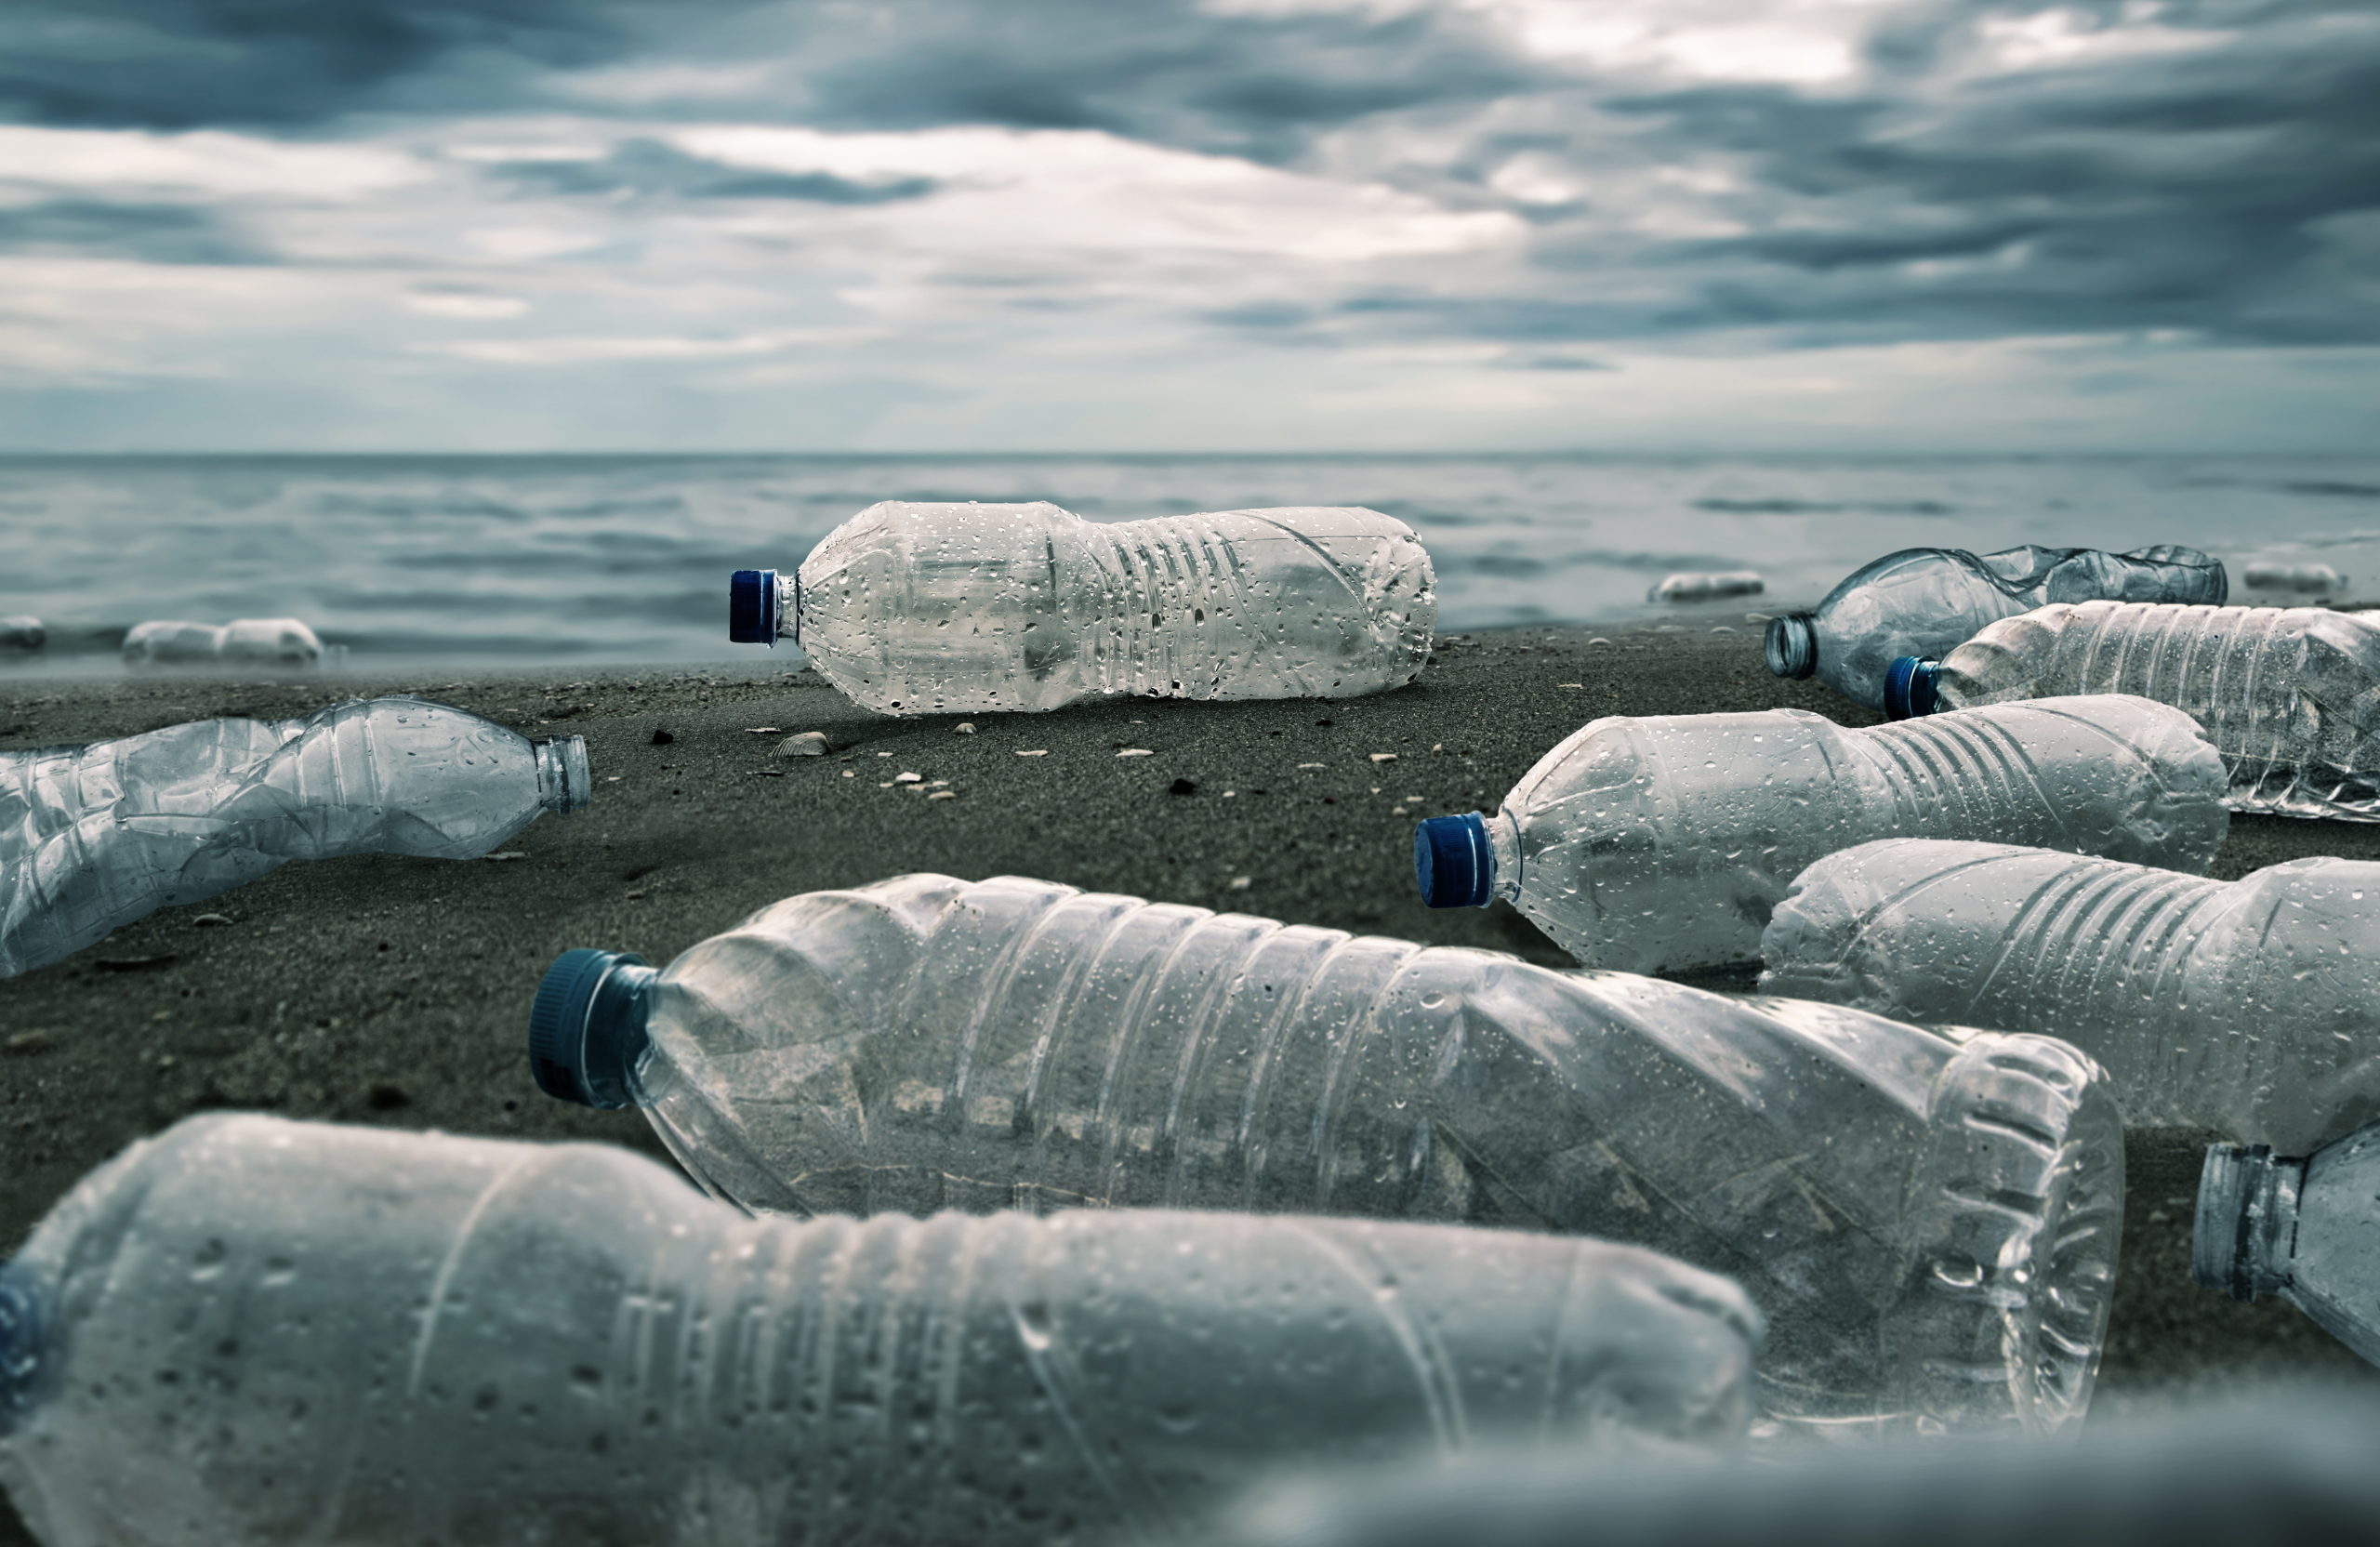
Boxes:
[728,569,779,645]
[1415,813,1495,909]
[0,1262,42,1437]
[1884,656,1941,720]
[528,948,654,1109]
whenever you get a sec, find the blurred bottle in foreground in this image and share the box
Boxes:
[530,873,2124,1441]
[1206,1395,2380,1547]
[1886,601,2380,822]
[1413,696,2225,973]
[1762,840,2380,1154]
[0,696,588,978]
[1765,545,2225,711]
[0,1114,1760,1547]
[122,617,328,671]
[2197,1118,2380,1372]
[729,500,1435,715]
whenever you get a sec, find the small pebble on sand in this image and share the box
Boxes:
[955,722,976,734]
[1117,747,1154,758]
[192,913,233,928]
[893,771,923,785]
[485,852,528,862]
[1228,876,1252,891]
[777,732,829,757]
[1369,752,1397,763]
[928,789,958,800]
[1017,748,1049,757]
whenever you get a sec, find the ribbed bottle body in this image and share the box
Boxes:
[1490,698,2224,974]
[791,501,1435,715]
[632,874,2122,1439]
[0,1115,1758,1547]
[0,698,578,978]
[1937,602,2380,821]
[1763,840,2380,1151]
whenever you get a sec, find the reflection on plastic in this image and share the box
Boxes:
[0,696,588,978]
[1898,601,2380,822]
[1208,1395,2380,1547]
[1415,696,2227,972]
[735,500,1436,715]
[1764,544,2225,711]
[530,872,2125,1441]
[0,1114,1760,1547]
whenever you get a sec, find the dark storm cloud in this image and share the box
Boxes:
[0,200,269,264]
[494,140,934,204]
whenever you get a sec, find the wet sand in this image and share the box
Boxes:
[5,620,2378,1539]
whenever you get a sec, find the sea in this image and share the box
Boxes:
[2,454,2373,674]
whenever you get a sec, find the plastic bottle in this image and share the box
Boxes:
[0,696,588,978]
[528,872,2125,1441]
[1765,545,2225,711]
[122,617,325,670]
[2195,1118,2380,1371]
[1411,696,2225,974]
[729,500,1436,715]
[1885,601,2380,823]
[0,1114,1761,1547]
[1761,840,2380,1153]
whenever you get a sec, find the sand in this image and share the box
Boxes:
[6,619,2379,1540]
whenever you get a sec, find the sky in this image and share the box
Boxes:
[0,0,2373,454]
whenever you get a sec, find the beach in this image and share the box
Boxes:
[5,617,2378,1540]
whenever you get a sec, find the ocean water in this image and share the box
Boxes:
[2,454,2373,672]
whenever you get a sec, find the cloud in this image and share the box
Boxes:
[489,138,937,203]
[0,200,269,264]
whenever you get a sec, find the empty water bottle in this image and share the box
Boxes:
[0,1114,1760,1547]
[1765,545,2225,711]
[1412,696,2225,973]
[1886,601,2380,822]
[529,873,2124,1440]
[728,500,1436,715]
[122,617,325,670]
[0,696,588,978]
[2196,1117,2380,1371]
[1762,840,2380,1152]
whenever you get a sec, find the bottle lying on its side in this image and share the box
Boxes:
[729,499,1436,715]
[1765,544,2225,711]
[1761,839,2380,1154]
[1885,601,2380,822]
[0,1114,1761,1547]
[2197,1117,2380,1374]
[530,873,2125,1442]
[1413,695,2226,973]
[0,696,588,978]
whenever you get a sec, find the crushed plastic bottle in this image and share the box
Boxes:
[530,873,2125,1440]
[1648,572,1763,603]
[729,500,1435,715]
[122,617,325,670]
[1412,696,2225,973]
[1762,840,2380,1153]
[1765,545,2225,711]
[1886,601,2380,822]
[0,696,588,978]
[0,1114,1761,1547]
[2196,1118,2380,1371]
[0,618,41,652]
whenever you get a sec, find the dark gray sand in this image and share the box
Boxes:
[5,620,2377,1536]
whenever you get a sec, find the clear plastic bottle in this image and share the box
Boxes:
[0,696,589,978]
[0,1114,1761,1547]
[121,617,325,670]
[729,500,1436,715]
[1885,601,2380,823]
[2195,1118,2380,1371]
[1411,696,2226,974]
[529,873,2125,1440]
[1765,545,2225,711]
[1761,839,2380,1153]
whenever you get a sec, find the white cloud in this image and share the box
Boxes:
[1473,0,1894,85]
[404,292,532,319]
[0,126,425,200]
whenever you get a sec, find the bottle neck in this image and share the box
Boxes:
[535,735,591,814]
[2194,1143,2304,1302]
[1765,613,1818,679]
[1488,807,1524,902]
